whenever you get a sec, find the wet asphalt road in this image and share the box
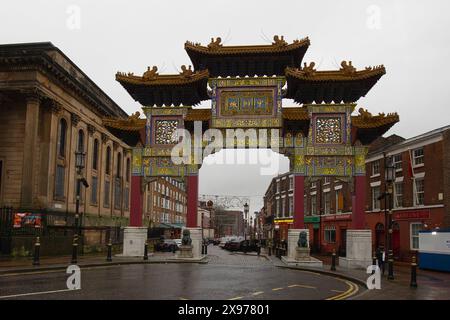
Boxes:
[0,246,360,300]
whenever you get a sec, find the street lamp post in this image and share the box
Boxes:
[244,203,249,240]
[75,151,86,236]
[384,155,396,280]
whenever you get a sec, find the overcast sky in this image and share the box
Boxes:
[2,0,450,214]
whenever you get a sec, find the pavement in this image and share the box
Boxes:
[1,246,449,300]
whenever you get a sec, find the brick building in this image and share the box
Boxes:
[214,209,244,237]
[0,42,135,255]
[143,177,186,238]
[262,126,450,261]
[263,172,295,242]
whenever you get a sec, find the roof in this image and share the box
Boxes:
[285,63,386,104]
[185,36,310,77]
[115,67,209,106]
[0,42,128,118]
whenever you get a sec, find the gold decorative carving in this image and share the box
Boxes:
[143,66,158,80]
[180,65,194,77]
[340,61,356,75]
[272,35,287,46]
[208,37,222,49]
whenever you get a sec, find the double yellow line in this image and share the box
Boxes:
[326,280,359,300]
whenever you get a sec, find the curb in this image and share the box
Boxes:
[229,252,270,261]
[276,264,367,287]
[0,259,208,276]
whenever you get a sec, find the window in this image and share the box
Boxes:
[372,161,380,176]
[126,158,130,182]
[104,180,110,207]
[413,148,424,166]
[105,146,111,175]
[311,182,317,189]
[372,186,381,210]
[311,195,317,215]
[324,227,336,243]
[414,178,425,206]
[289,197,293,216]
[303,195,308,216]
[55,165,65,199]
[276,199,280,217]
[282,198,286,217]
[324,177,330,185]
[393,154,402,171]
[289,177,294,190]
[91,176,98,205]
[77,130,84,152]
[92,139,99,170]
[276,181,280,193]
[114,179,122,209]
[335,190,343,213]
[323,192,331,214]
[394,182,403,208]
[116,152,122,177]
[124,187,129,210]
[57,119,67,158]
[410,223,423,250]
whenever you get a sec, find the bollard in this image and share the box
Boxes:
[71,234,78,264]
[268,246,272,256]
[32,236,41,266]
[143,240,148,260]
[372,254,377,274]
[331,249,337,271]
[205,243,208,255]
[201,244,205,255]
[410,253,418,288]
[106,238,112,262]
[257,245,261,256]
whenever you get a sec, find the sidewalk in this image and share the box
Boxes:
[279,254,450,300]
[0,251,207,275]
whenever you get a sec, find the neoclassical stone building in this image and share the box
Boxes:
[0,42,134,236]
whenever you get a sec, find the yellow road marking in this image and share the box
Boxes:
[228,296,243,300]
[331,289,345,293]
[179,297,189,300]
[326,280,359,300]
[252,291,264,296]
[272,287,283,291]
[288,284,316,289]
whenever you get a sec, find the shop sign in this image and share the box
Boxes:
[304,216,320,223]
[394,210,430,220]
[274,218,294,224]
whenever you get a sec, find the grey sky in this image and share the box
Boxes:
[2,0,449,214]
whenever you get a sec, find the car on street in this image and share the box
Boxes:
[155,239,179,252]
[174,239,182,247]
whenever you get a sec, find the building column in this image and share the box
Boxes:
[186,175,198,228]
[351,175,366,229]
[20,93,40,208]
[293,175,305,229]
[129,175,143,227]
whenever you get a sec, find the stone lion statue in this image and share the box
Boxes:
[182,229,192,246]
[297,231,308,248]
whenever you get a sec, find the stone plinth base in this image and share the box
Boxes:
[186,227,203,259]
[296,247,310,260]
[339,229,372,269]
[121,227,147,257]
[177,245,193,258]
[287,229,310,260]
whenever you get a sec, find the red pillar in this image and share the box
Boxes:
[352,175,366,229]
[293,175,305,229]
[130,175,143,227]
[186,175,198,228]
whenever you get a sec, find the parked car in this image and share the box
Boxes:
[239,240,259,252]
[155,239,179,252]
[224,240,241,251]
